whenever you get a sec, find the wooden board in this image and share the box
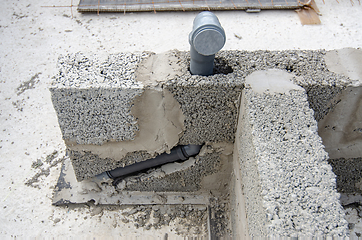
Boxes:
[78,0,302,12]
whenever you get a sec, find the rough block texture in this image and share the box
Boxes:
[329,157,362,194]
[50,52,149,145]
[165,56,242,145]
[236,86,348,237]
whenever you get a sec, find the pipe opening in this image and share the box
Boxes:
[187,57,233,76]
[213,57,234,75]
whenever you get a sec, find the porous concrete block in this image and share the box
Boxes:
[234,69,348,237]
[164,53,242,145]
[50,52,149,145]
[329,157,362,195]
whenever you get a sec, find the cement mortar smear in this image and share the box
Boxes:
[50,49,354,182]
[239,88,348,237]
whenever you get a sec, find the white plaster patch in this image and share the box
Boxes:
[67,88,185,160]
[318,86,362,159]
[135,51,182,87]
[245,69,303,94]
[325,48,362,87]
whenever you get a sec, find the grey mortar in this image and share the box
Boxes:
[51,49,353,181]
[238,87,348,237]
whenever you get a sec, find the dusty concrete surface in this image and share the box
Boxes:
[235,69,348,237]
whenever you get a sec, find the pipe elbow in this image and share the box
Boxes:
[189,11,226,76]
[182,144,203,158]
[189,11,225,56]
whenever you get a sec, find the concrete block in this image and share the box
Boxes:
[233,69,348,237]
[50,50,242,181]
[50,52,148,145]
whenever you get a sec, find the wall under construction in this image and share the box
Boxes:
[50,48,362,237]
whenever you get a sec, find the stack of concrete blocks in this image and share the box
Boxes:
[51,51,240,195]
[50,48,362,237]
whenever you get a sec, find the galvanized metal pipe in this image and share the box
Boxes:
[189,11,226,76]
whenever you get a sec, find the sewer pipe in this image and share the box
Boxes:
[95,144,203,184]
[189,11,226,76]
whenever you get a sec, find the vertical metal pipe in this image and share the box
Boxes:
[189,11,226,76]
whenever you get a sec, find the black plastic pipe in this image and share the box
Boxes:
[95,145,202,184]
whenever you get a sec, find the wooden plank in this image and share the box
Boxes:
[78,0,302,12]
[296,0,321,25]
